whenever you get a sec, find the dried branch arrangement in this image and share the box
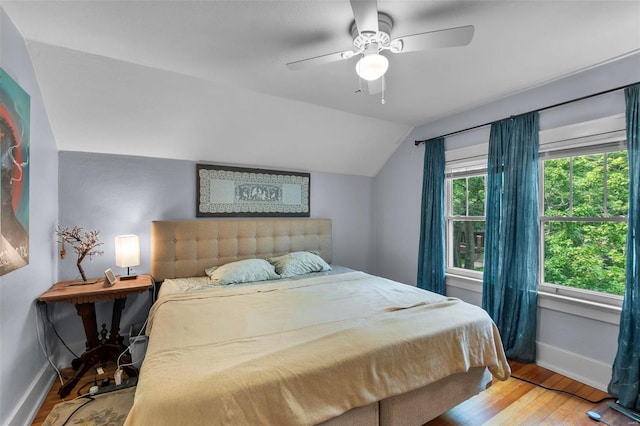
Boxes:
[56,225,104,281]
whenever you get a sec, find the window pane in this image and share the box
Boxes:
[544,158,570,216]
[606,151,629,216]
[452,178,467,216]
[468,176,485,216]
[572,154,604,217]
[452,220,485,271]
[544,221,627,296]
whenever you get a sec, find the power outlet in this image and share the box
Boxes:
[95,376,138,395]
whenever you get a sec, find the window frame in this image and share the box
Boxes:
[444,113,627,309]
[445,168,487,278]
[537,133,627,307]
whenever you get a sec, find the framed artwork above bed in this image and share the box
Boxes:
[196,164,310,217]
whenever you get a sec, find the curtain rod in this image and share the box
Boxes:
[414,81,639,146]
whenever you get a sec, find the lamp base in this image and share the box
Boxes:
[119,274,138,281]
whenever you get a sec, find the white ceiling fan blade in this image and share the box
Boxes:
[350,0,379,34]
[286,50,352,71]
[393,25,475,53]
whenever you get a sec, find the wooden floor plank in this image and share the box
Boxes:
[517,389,571,424]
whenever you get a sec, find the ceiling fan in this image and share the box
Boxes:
[286,0,474,99]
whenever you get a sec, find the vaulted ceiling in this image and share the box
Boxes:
[2,1,639,176]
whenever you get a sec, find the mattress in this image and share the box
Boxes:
[125,270,509,426]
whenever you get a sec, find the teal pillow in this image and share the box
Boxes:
[205,259,280,285]
[268,251,332,278]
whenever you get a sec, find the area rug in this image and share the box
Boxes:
[43,386,135,426]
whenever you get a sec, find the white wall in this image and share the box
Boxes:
[0,8,60,426]
[373,52,640,391]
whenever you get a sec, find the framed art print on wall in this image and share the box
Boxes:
[0,67,30,276]
[196,164,310,217]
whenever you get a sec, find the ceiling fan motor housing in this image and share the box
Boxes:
[350,12,393,52]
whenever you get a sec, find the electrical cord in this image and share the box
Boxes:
[44,303,80,358]
[60,396,95,426]
[116,278,156,370]
[510,374,617,404]
[116,317,149,369]
[35,303,64,386]
[76,375,98,397]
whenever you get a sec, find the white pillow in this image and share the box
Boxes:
[267,251,332,278]
[205,259,280,285]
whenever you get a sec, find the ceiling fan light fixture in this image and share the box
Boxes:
[355,50,389,81]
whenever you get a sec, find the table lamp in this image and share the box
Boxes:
[115,234,140,280]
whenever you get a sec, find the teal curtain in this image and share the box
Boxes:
[609,84,640,412]
[417,137,446,295]
[482,112,539,363]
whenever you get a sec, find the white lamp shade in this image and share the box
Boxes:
[115,235,140,268]
[356,53,389,81]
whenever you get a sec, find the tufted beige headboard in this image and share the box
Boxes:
[151,219,332,282]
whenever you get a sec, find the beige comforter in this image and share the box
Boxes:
[125,271,509,426]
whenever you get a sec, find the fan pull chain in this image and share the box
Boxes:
[355,70,363,94]
[381,76,386,104]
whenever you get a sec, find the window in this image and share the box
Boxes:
[446,171,486,274]
[541,149,628,296]
[445,114,628,302]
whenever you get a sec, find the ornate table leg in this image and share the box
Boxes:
[71,303,98,371]
[109,297,126,345]
[107,297,140,378]
[58,345,105,398]
[76,303,99,349]
[59,303,100,397]
[57,293,145,397]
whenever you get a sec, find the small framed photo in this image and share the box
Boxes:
[104,268,117,287]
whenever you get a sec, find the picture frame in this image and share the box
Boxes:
[196,164,310,217]
[104,268,117,287]
[1,67,30,277]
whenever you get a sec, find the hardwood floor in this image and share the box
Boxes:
[31,361,120,425]
[427,361,634,426]
[32,360,636,425]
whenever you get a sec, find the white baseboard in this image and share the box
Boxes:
[5,363,56,426]
[6,340,85,426]
[536,341,612,392]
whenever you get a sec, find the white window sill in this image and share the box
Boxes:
[445,272,621,326]
[446,271,483,293]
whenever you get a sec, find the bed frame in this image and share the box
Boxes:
[150,218,492,426]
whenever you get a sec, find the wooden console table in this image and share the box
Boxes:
[37,274,153,398]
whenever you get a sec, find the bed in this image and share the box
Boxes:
[124,218,509,426]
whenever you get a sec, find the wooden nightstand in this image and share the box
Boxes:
[38,274,153,398]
